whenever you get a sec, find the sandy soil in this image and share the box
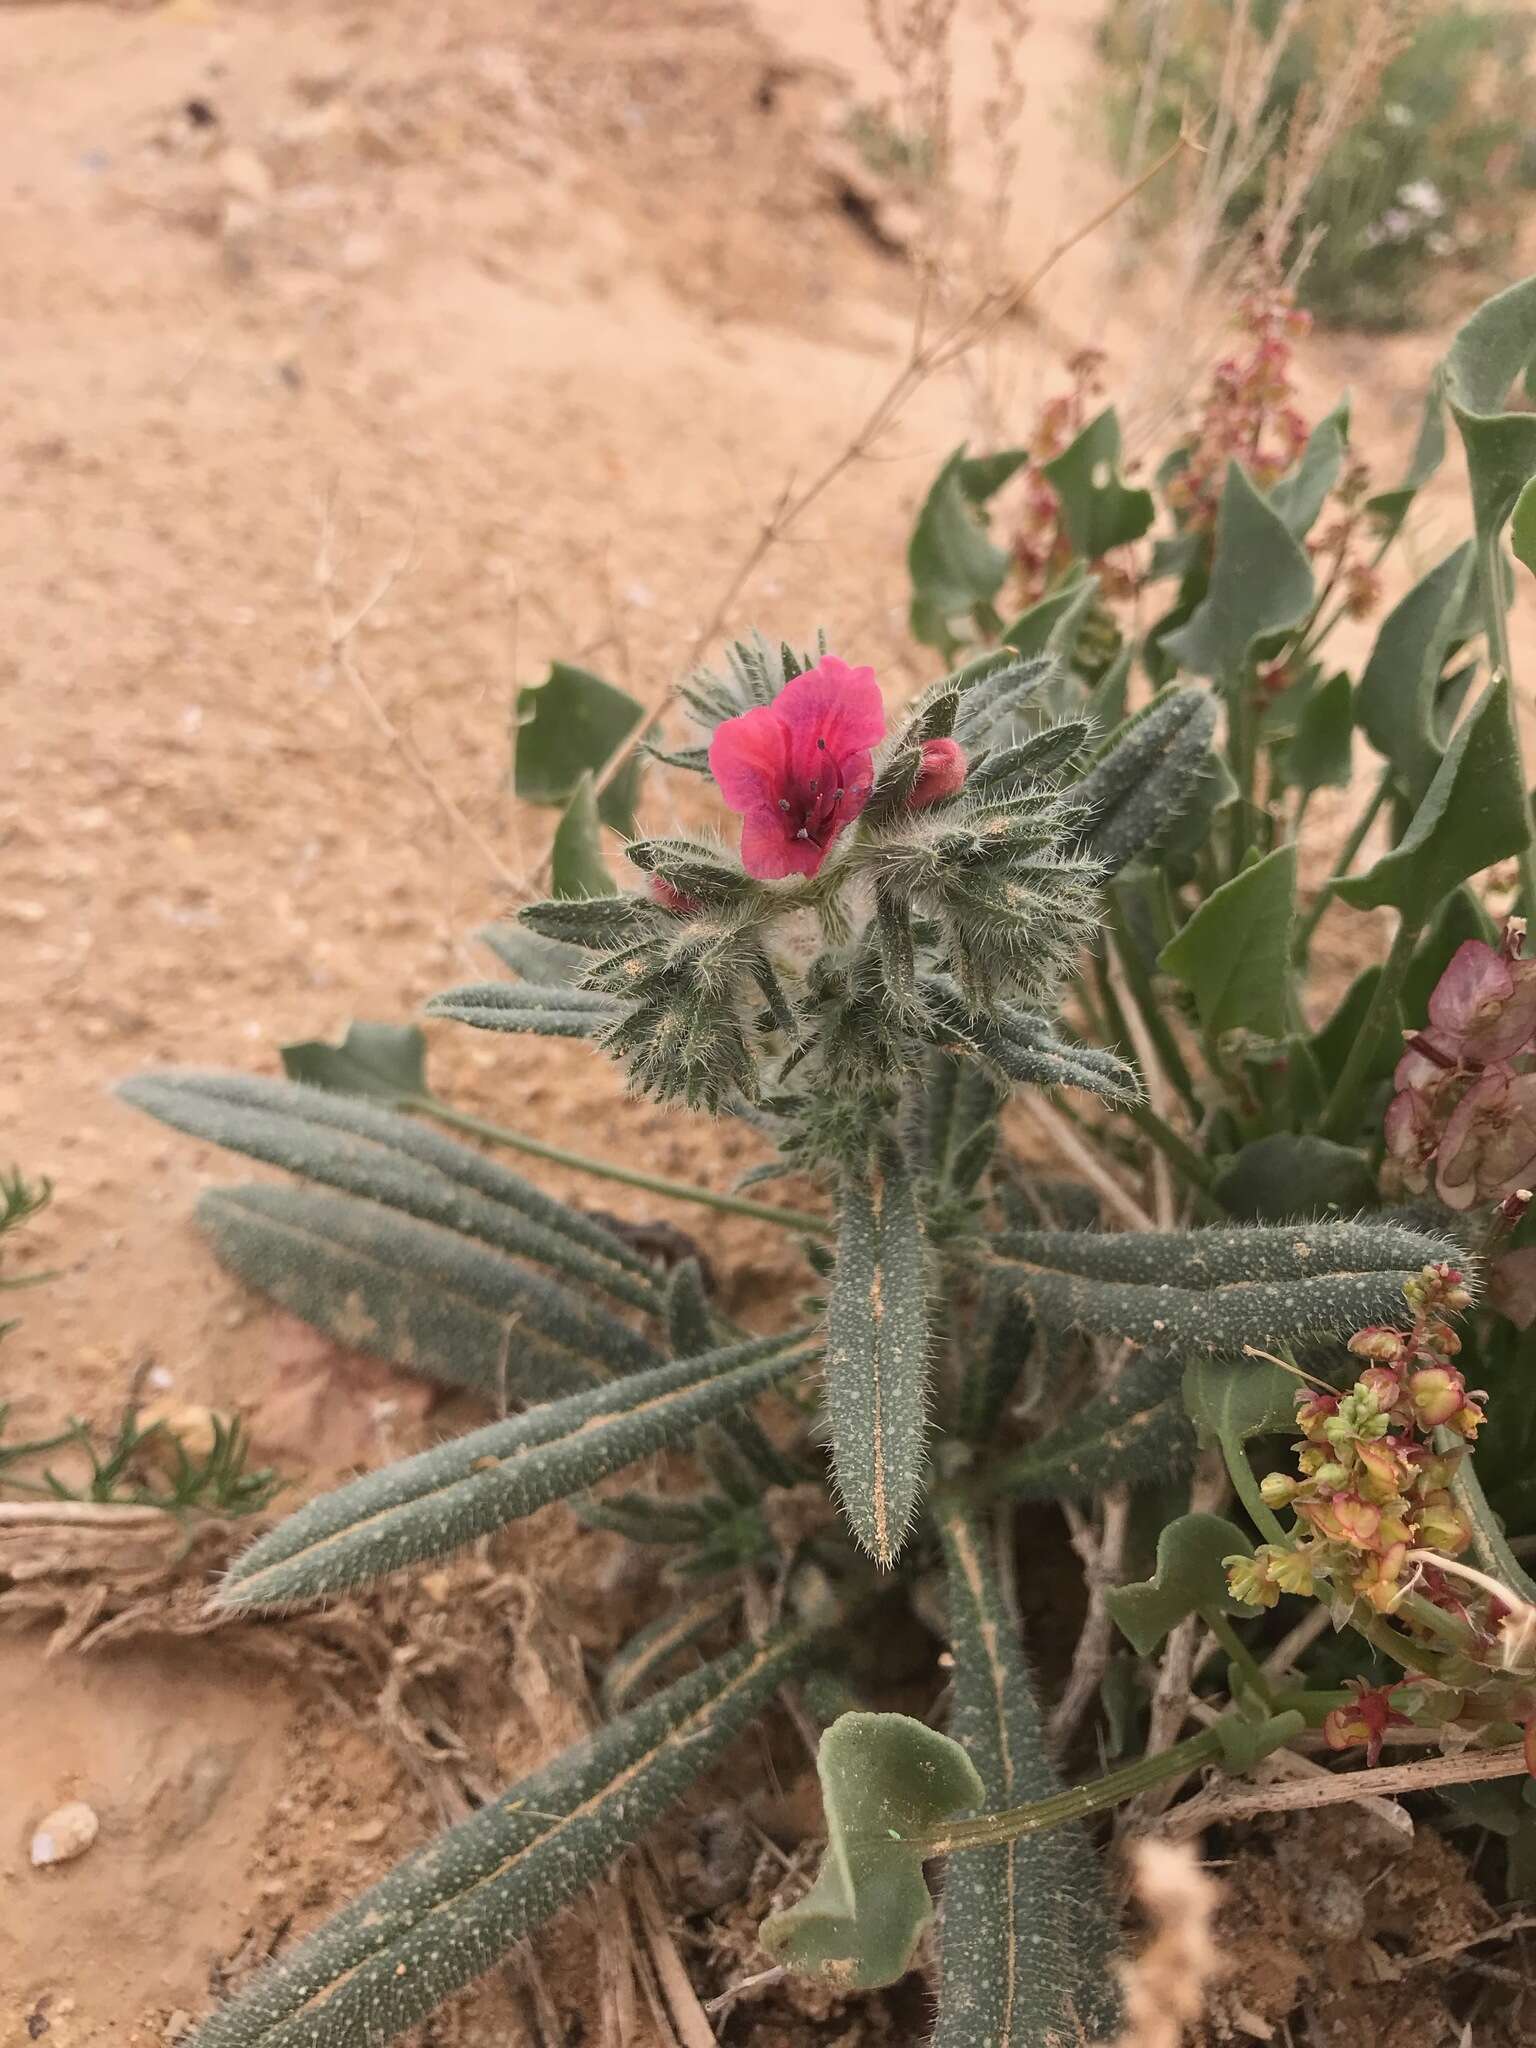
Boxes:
[4,1,1535,2042]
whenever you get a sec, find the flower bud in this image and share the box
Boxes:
[1349,1327,1405,1362]
[648,875,701,915]
[1259,1471,1300,1510]
[908,737,968,810]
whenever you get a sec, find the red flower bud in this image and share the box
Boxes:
[909,737,968,810]
[648,875,701,915]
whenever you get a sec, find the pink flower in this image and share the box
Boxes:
[708,655,885,880]
[1435,1069,1536,1211]
[910,736,968,809]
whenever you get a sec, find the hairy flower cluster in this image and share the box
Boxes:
[1385,923,1536,1210]
[1226,1263,1483,1618]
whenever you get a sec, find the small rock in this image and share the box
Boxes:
[348,1815,388,1845]
[31,1800,100,1867]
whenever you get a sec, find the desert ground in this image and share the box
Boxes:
[4,2,1535,2043]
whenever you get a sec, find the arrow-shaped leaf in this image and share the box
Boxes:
[1163,462,1315,685]
[761,1712,984,1989]
[1104,1512,1254,1655]
[1159,844,1297,1042]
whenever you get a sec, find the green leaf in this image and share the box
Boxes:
[1308,967,1391,1092]
[280,1022,427,1105]
[1270,397,1349,541]
[219,1326,818,1607]
[995,1218,1461,1353]
[1041,407,1154,558]
[1515,476,1536,579]
[1158,844,1296,1041]
[909,445,1012,658]
[195,1183,656,1401]
[1354,544,1475,800]
[979,1351,1194,1501]
[760,1712,984,1990]
[1366,383,1447,541]
[826,1139,931,1567]
[601,1587,742,1714]
[1213,1134,1378,1222]
[1182,1355,1297,1455]
[1074,686,1219,876]
[426,981,619,1041]
[959,447,1029,503]
[550,771,616,900]
[1337,678,1532,917]
[1276,671,1353,796]
[116,1068,659,1311]
[1162,463,1315,685]
[1213,1709,1306,1771]
[1104,1512,1254,1655]
[515,660,643,833]
[1002,570,1098,668]
[477,920,587,986]
[190,1627,815,2048]
[932,1502,1121,2048]
[1443,275,1536,542]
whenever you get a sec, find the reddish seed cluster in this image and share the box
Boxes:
[1385,923,1536,1211]
[1011,349,1111,607]
[1226,1263,1484,1619]
[1164,289,1314,532]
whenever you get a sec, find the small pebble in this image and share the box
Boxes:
[31,1801,100,1867]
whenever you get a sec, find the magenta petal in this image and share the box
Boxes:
[739,805,826,879]
[709,704,790,814]
[1428,941,1512,1038]
[774,656,885,764]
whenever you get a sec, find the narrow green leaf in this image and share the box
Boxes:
[1041,406,1154,558]
[909,445,1012,657]
[1442,275,1536,542]
[601,1587,741,1714]
[977,1351,1193,1501]
[1514,476,1536,579]
[551,772,615,900]
[477,920,586,986]
[1104,1512,1254,1655]
[1162,463,1315,685]
[219,1327,818,1607]
[1276,671,1353,796]
[190,1628,815,2048]
[425,981,619,1040]
[826,1138,931,1567]
[196,1183,656,1401]
[760,1712,983,1989]
[116,1069,658,1309]
[1074,686,1219,875]
[932,1502,1121,2048]
[1270,397,1349,540]
[1002,571,1096,666]
[515,660,643,833]
[995,1218,1460,1352]
[1159,844,1296,1042]
[1213,1134,1378,1222]
[1337,678,1531,916]
[280,1023,427,1105]
[1354,544,1475,799]
[1308,967,1391,1092]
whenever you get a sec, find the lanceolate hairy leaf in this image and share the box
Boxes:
[1074,686,1219,875]
[190,1627,816,2048]
[994,1219,1461,1352]
[972,1349,1193,1501]
[919,980,1139,1106]
[219,1329,819,1608]
[601,1587,743,1714]
[117,1070,661,1312]
[195,1184,658,1402]
[826,1140,931,1567]
[425,981,620,1040]
[933,1502,1121,2048]
[477,918,587,986]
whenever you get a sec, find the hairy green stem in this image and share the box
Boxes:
[1478,530,1536,917]
[413,1096,834,1237]
[1317,912,1422,1142]
[1292,766,1392,968]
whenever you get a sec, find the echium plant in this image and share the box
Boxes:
[114,275,1536,2044]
